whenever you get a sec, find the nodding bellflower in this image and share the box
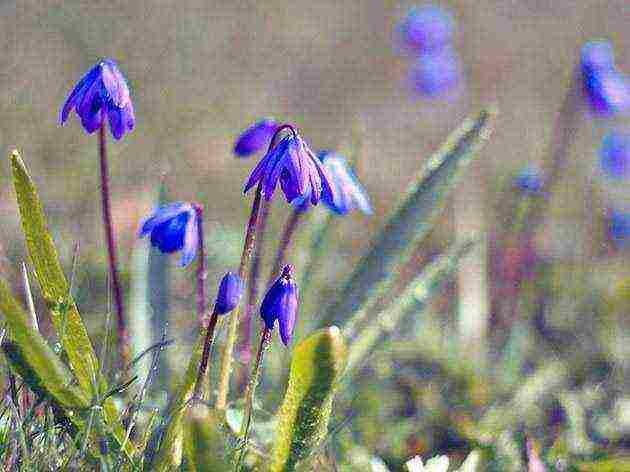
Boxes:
[60,59,135,140]
[395,5,455,54]
[244,128,335,205]
[580,41,630,117]
[260,264,298,346]
[600,131,630,180]
[319,152,372,215]
[139,202,199,267]
[214,272,244,315]
[234,119,278,157]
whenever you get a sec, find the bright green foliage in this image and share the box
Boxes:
[183,403,231,471]
[268,327,347,472]
[320,107,497,327]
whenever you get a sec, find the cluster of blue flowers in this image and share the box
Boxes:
[395,4,462,98]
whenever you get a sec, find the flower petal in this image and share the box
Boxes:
[179,207,199,267]
[139,202,191,238]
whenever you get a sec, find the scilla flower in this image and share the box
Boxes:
[60,59,135,140]
[607,210,630,248]
[395,5,455,55]
[244,126,335,205]
[234,119,278,157]
[599,131,630,180]
[319,152,372,215]
[514,165,544,194]
[139,202,199,267]
[260,264,298,346]
[214,272,244,315]
[408,48,462,98]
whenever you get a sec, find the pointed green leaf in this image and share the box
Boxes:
[268,326,347,472]
[10,149,98,396]
[184,403,231,471]
[0,277,89,409]
[320,108,497,326]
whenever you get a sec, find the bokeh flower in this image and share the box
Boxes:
[599,130,630,180]
[408,48,462,98]
[607,210,630,248]
[514,165,544,194]
[581,40,615,76]
[244,128,335,205]
[395,5,455,54]
[234,119,278,157]
[260,264,298,346]
[319,152,372,215]
[60,59,135,140]
[214,272,244,315]
[139,202,199,267]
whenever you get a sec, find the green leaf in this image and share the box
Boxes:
[577,457,630,472]
[320,107,497,327]
[183,403,231,471]
[0,277,89,409]
[268,326,347,472]
[10,149,98,396]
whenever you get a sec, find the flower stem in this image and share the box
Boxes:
[98,123,129,367]
[236,326,271,469]
[194,204,206,320]
[192,309,219,401]
[215,185,263,410]
[269,207,304,282]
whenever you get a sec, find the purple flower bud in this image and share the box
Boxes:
[214,272,244,315]
[514,165,544,194]
[395,5,455,55]
[60,59,135,140]
[234,119,278,157]
[581,40,615,76]
[408,48,462,98]
[244,127,336,206]
[607,210,630,248]
[138,202,199,267]
[600,130,630,180]
[260,264,298,346]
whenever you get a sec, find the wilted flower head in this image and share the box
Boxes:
[260,264,298,346]
[580,41,630,117]
[214,272,244,315]
[60,59,135,140]
[600,130,630,180]
[139,202,199,267]
[408,48,462,98]
[234,119,278,157]
[514,165,544,194]
[244,126,335,205]
[318,152,372,215]
[395,5,455,54]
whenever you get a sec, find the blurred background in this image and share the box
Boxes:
[1,0,630,469]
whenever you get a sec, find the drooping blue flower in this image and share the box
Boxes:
[244,128,335,205]
[607,210,630,248]
[408,48,462,98]
[139,202,199,267]
[319,152,372,215]
[260,264,298,346]
[514,165,544,194]
[234,119,278,157]
[395,5,455,55]
[214,272,244,315]
[600,131,630,180]
[60,59,135,140]
[581,40,615,76]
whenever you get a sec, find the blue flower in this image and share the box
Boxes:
[318,152,372,215]
[214,272,244,315]
[514,166,544,194]
[408,48,462,98]
[234,119,278,157]
[395,5,455,55]
[581,40,615,76]
[60,59,135,140]
[139,202,199,267]
[244,127,335,205]
[260,264,298,346]
[608,210,630,248]
[600,131,630,180]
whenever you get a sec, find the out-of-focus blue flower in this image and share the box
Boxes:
[60,59,135,140]
[260,264,298,346]
[395,5,455,54]
[514,166,544,194]
[244,128,335,205]
[408,48,462,98]
[579,40,630,117]
[319,152,372,215]
[139,202,199,267]
[214,272,244,315]
[600,131,630,180]
[607,210,630,248]
[234,119,278,157]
